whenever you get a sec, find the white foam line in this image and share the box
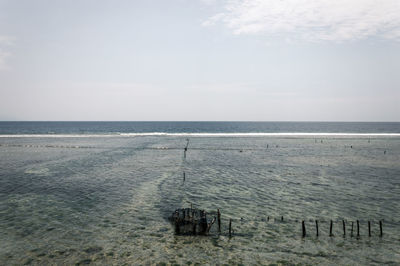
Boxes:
[0,134,118,138]
[0,132,400,138]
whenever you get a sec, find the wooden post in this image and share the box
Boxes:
[217,209,221,233]
[302,221,306,237]
[379,220,383,237]
[342,220,346,236]
[192,223,196,235]
[206,217,216,234]
[267,216,269,222]
[368,221,371,237]
[229,219,232,237]
[281,216,283,222]
[351,221,354,237]
[183,172,185,182]
[175,217,180,235]
[329,220,333,237]
[198,210,206,234]
[316,220,319,237]
[357,220,360,237]
[203,212,207,234]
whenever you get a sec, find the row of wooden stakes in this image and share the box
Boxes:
[171,206,385,239]
[301,219,383,237]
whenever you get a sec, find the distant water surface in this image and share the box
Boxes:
[1,121,400,135]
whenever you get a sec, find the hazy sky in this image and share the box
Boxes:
[0,0,399,121]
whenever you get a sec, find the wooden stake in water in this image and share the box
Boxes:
[183,172,185,182]
[229,219,232,237]
[192,223,196,235]
[217,209,221,233]
[316,220,319,237]
[206,217,216,234]
[351,221,354,237]
[302,221,306,237]
[357,220,360,237]
[175,215,180,235]
[379,220,383,237]
[281,216,283,222]
[204,212,207,234]
[342,220,346,236]
[329,220,333,237]
[368,221,371,237]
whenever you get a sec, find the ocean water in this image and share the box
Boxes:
[0,122,400,265]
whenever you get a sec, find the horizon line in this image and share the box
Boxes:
[1,120,400,123]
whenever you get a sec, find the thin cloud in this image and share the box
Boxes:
[199,0,219,5]
[203,0,400,42]
[0,50,11,70]
[0,35,14,70]
[0,36,15,46]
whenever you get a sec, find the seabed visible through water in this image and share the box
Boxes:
[1,135,400,265]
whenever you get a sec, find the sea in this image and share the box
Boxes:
[0,122,399,265]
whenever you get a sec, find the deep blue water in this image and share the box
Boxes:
[1,121,400,134]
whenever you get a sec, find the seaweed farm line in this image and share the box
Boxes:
[0,135,399,265]
[177,137,395,240]
[171,206,387,239]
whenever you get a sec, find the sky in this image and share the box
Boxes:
[0,0,399,121]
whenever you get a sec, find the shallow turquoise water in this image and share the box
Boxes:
[0,136,399,265]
